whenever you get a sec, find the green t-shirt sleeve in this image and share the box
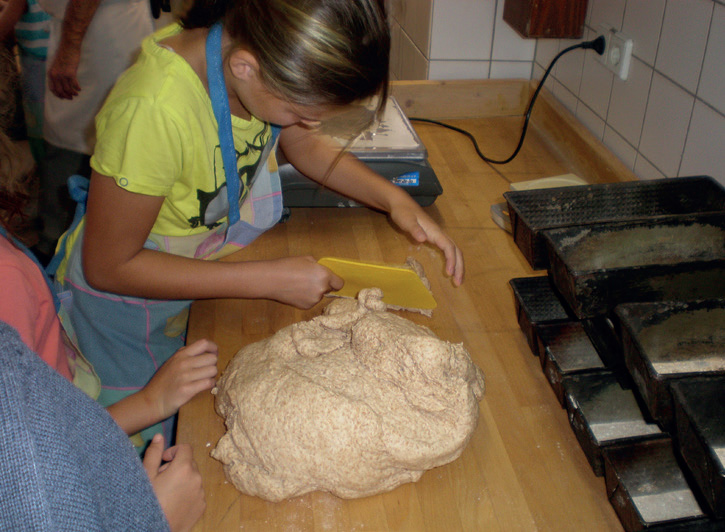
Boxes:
[91,96,184,197]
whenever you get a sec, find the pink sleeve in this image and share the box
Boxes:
[0,264,42,351]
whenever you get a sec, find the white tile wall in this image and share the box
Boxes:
[607,56,652,147]
[620,0,665,66]
[491,1,536,61]
[534,39,561,71]
[603,126,637,169]
[553,39,586,96]
[389,20,402,80]
[638,73,695,177]
[489,61,533,79]
[578,30,612,120]
[587,0,626,30]
[390,0,533,80]
[680,101,725,178]
[429,0,495,60]
[553,80,579,116]
[576,102,606,139]
[389,0,433,58]
[396,21,430,80]
[428,60,490,80]
[699,3,725,115]
[390,0,725,185]
[566,0,724,185]
[634,151,667,181]
[655,0,711,93]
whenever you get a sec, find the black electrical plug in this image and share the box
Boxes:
[582,35,606,55]
[409,33,609,165]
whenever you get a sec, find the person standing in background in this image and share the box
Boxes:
[33,0,154,263]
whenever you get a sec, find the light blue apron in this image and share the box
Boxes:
[53,22,283,451]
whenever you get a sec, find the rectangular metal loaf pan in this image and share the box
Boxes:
[543,213,725,319]
[504,176,725,270]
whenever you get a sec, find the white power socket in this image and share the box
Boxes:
[597,24,634,80]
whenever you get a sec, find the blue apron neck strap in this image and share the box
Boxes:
[206,21,241,226]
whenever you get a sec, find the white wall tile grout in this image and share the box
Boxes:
[488,0,498,79]
[694,3,715,99]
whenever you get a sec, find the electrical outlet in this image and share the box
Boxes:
[597,24,634,80]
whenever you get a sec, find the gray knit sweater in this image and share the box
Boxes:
[0,321,169,531]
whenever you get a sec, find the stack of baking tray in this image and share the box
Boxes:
[616,300,725,431]
[670,375,725,521]
[507,176,725,531]
[544,214,725,319]
[603,438,723,531]
[509,275,575,358]
[504,176,725,271]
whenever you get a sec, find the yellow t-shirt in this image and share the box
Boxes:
[90,23,272,237]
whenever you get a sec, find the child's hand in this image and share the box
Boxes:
[144,434,206,532]
[389,204,465,286]
[262,256,344,309]
[143,339,219,423]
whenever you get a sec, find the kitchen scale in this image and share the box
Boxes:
[278,96,442,208]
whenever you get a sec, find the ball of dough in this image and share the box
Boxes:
[211,288,485,502]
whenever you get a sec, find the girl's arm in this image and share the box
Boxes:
[106,339,218,436]
[82,171,342,307]
[279,126,464,285]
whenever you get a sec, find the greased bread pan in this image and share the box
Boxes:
[543,213,725,319]
[504,176,725,270]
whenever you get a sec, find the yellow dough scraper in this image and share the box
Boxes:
[318,257,437,310]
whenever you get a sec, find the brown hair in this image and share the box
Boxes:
[0,47,31,235]
[181,0,390,117]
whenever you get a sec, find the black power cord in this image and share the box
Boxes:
[409,35,606,165]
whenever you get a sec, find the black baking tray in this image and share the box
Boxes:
[603,438,722,531]
[582,317,628,375]
[543,213,725,318]
[564,372,664,476]
[536,322,609,406]
[509,275,576,357]
[670,375,725,519]
[504,176,725,270]
[615,300,725,431]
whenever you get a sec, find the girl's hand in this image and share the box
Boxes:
[144,435,206,532]
[278,128,464,286]
[389,203,465,286]
[261,256,344,309]
[142,339,219,423]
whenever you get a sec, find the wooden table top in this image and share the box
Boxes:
[178,96,626,531]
